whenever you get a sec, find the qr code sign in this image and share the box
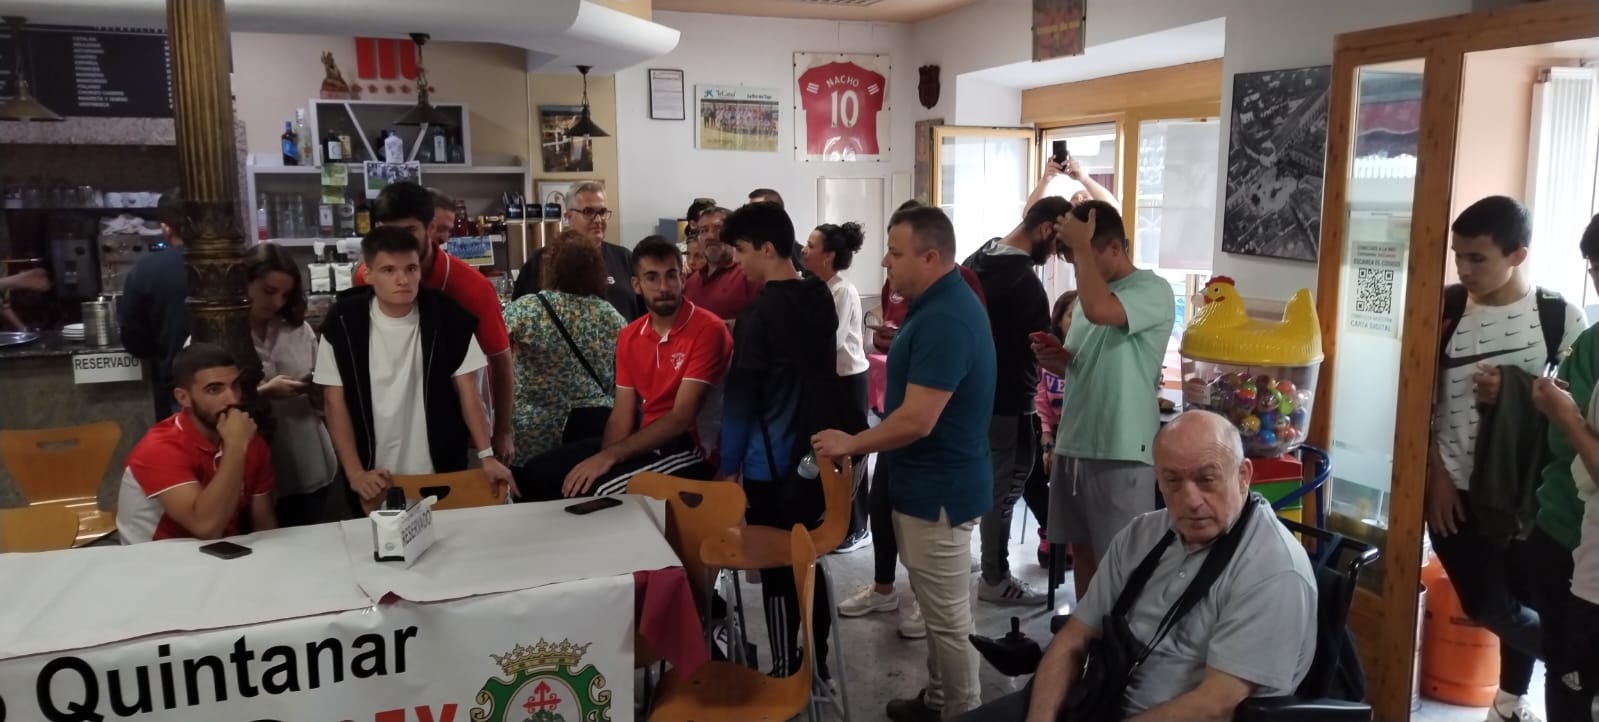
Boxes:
[1355,267,1395,315]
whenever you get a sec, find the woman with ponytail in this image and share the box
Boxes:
[803,222,872,553]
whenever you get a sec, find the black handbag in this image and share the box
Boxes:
[1057,499,1258,722]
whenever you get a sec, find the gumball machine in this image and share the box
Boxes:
[1179,276,1324,459]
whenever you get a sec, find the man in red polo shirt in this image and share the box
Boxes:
[514,235,732,500]
[685,206,762,320]
[117,343,276,544]
[354,183,515,462]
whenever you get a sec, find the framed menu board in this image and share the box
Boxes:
[0,24,173,118]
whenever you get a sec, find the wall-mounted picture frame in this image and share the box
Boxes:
[648,68,686,121]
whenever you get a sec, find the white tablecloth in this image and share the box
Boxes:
[0,496,675,661]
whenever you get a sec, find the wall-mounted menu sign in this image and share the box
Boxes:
[0,25,173,119]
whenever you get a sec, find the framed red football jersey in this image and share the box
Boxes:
[794,53,891,162]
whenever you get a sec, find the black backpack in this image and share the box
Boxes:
[1439,283,1567,369]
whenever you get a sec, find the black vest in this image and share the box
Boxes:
[320,286,480,474]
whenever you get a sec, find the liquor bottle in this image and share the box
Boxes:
[324,130,344,163]
[448,129,466,164]
[383,130,405,164]
[318,202,334,237]
[355,201,372,235]
[294,109,313,166]
[451,199,471,237]
[280,120,300,166]
[337,188,356,237]
[429,125,448,164]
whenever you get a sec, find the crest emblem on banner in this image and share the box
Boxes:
[918,65,940,109]
[475,640,609,722]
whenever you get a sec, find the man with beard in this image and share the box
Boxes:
[963,195,1069,605]
[685,206,762,320]
[514,236,732,500]
[512,181,639,320]
[117,343,277,543]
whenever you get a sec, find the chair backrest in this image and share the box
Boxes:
[1276,516,1379,701]
[788,523,818,699]
[811,455,854,555]
[360,469,504,514]
[628,472,748,613]
[0,505,82,553]
[0,421,121,505]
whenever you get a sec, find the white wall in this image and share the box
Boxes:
[613,10,915,265]
[912,0,1476,301]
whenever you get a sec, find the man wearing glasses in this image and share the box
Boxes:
[685,205,762,320]
[513,181,639,320]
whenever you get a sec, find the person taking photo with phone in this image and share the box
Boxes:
[117,343,277,544]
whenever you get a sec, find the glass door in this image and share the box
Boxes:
[1324,59,1425,589]
[931,127,1036,262]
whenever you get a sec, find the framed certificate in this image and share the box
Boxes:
[648,68,686,121]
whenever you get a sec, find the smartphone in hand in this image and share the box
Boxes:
[1030,331,1065,351]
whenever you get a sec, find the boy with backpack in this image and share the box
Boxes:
[718,201,867,680]
[1429,196,1587,722]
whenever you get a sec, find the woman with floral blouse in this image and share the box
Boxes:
[502,231,626,465]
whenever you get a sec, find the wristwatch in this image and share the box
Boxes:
[477,448,495,460]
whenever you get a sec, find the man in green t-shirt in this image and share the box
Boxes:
[1032,201,1174,599]
[1528,213,1599,722]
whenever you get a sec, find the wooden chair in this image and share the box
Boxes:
[358,469,505,514]
[628,472,749,617]
[0,505,82,553]
[649,524,818,722]
[697,456,855,720]
[0,421,120,546]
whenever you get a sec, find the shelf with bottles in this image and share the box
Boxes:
[286,99,473,167]
[250,164,529,176]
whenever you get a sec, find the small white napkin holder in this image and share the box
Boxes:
[369,495,437,566]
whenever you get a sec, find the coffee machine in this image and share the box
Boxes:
[50,236,99,300]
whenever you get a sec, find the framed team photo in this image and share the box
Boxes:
[794,52,891,163]
[696,85,781,153]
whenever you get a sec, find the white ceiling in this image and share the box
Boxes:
[0,0,680,73]
[653,0,976,22]
[967,17,1226,90]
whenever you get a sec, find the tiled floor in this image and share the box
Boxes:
[658,507,1558,722]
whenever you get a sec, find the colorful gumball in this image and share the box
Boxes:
[1256,388,1282,413]
[1289,408,1309,428]
[1257,411,1277,430]
[1257,428,1278,447]
[1295,389,1313,409]
[1239,414,1261,436]
[1280,426,1302,443]
[1277,397,1295,416]
[1273,414,1291,432]
[1235,385,1258,407]
[1276,380,1298,397]
[1254,374,1276,392]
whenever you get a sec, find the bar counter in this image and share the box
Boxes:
[0,330,154,509]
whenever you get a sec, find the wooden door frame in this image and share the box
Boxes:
[929,126,1039,209]
[1310,2,1598,720]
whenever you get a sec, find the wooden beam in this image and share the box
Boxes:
[1021,59,1223,125]
[1334,0,1596,59]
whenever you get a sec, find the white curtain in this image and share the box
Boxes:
[1525,66,1599,307]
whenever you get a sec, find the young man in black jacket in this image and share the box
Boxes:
[962,195,1067,605]
[720,201,859,679]
[314,226,514,510]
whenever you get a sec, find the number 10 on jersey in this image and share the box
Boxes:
[795,52,891,162]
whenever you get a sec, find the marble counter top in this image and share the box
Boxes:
[0,330,125,360]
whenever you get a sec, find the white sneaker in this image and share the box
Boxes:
[979,575,1047,605]
[898,601,927,639]
[1486,690,1542,722]
[837,585,898,617]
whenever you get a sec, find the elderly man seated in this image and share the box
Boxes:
[958,411,1318,722]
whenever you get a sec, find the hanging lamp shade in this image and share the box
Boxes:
[394,32,452,127]
[0,16,64,122]
[568,65,609,138]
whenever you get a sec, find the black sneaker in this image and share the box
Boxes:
[886,689,942,722]
[832,529,871,554]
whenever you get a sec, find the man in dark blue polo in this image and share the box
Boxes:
[814,205,996,721]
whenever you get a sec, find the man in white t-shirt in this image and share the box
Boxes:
[1427,195,1587,722]
[315,226,514,508]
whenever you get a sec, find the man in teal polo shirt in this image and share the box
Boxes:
[814,205,995,721]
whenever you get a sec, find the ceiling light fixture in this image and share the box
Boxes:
[566,65,609,138]
[0,16,64,122]
[394,32,453,127]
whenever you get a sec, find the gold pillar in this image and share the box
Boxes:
[166,0,260,388]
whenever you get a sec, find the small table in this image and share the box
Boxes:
[0,497,701,722]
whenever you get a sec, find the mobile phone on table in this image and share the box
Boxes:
[199,541,252,559]
[1051,140,1070,167]
[564,497,624,515]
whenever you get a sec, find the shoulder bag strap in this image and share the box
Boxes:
[1132,498,1260,669]
[534,292,611,395]
[1110,529,1177,618]
[1535,287,1567,370]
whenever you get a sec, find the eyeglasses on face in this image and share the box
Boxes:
[571,208,613,220]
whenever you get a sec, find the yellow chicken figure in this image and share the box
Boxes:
[1183,276,1323,366]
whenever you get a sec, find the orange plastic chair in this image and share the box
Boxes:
[359,469,505,514]
[627,472,749,615]
[0,421,121,545]
[649,524,817,722]
[0,505,82,553]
